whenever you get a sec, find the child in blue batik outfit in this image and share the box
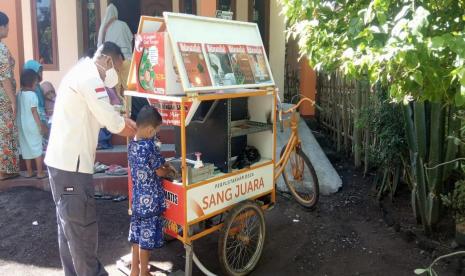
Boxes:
[128,105,176,276]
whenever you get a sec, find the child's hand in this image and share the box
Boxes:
[168,164,177,173]
[40,124,49,136]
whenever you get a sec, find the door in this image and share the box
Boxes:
[109,0,141,34]
[140,0,172,17]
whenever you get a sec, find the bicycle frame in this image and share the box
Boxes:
[274,97,314,181]
[274,110,300,181]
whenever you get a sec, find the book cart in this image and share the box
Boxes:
[125,13,277,275]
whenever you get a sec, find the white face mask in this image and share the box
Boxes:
[104,67,119,88]
[97,55,119,88]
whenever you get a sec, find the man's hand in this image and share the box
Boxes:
[117,117,136,137]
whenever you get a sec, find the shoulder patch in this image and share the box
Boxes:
[95,87,108,99]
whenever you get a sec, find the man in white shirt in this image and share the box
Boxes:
[45,42,136,276]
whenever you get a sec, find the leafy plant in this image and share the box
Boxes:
[365,88,408,199]
[281,0,465,104]
[281,0,463,234]
[442,180,465,223]
[414,251,465,275]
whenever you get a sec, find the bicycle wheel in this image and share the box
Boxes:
[280,145,319,208]
[218,201,266,276]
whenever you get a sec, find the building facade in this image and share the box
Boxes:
[1,0,315,115]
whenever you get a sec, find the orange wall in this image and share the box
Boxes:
[299,58,316,116]
[197,0,216,17]
[0,0,24,87]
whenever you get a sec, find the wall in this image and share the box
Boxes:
[173,0,179,12]
[21,0,80,89]
[299,58,316,116]
[269,0,285,98]
[0,0,24,85]
[235,0,248,21]
[197,0,216,17]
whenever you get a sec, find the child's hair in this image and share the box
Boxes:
[20,69,39,88]
[136,105,162,129]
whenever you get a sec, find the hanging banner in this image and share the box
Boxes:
[148,98,193,126]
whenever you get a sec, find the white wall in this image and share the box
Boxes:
[235,0,248,21]
[269,0,285,98]
[21,0,80,89]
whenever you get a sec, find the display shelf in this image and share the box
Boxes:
[231,120,273,137]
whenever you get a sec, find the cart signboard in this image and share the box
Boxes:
[186,163,273,223]
[164,12,275,92]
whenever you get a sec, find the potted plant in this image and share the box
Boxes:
[442,180,465,245]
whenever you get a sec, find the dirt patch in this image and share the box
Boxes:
[0,136,461,275]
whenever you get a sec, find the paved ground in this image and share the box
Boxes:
[0,156,455,276]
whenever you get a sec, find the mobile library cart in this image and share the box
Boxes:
[124,13,304,276]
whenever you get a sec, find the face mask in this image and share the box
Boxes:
[97,55,119,88]
[104,67,119,88]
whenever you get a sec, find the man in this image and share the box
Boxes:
[45,42,136,276]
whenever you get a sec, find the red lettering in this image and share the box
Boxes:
[225,188,232,201]
[202,196,209,210]
[247,181,253,193]
[259,177,264,189]
[254,179,259,191]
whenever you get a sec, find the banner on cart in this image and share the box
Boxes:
[186,163,273,222]
[148,99,193,126]
[162,179,185,237]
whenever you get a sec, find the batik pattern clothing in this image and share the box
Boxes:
[0,42,19,174]
[128,138,166,250]
[128,138,166,218]
[128,215,164,250]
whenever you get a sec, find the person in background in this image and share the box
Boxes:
[97,3,133,60]
[24,60,47,126]
[17,69,47,178]
[41,81,56,121]
[45,42,136,276]
[0,11,19,180]
[97,4,133,113]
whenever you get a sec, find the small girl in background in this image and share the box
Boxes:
[17,69,47,178]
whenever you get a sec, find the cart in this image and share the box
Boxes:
[121,13,318,276]
[124,88,277,276]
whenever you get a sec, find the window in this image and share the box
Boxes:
[217,0,236,19]
[31,0,59,70]
[82,0,101,54]
[180,0,196,15]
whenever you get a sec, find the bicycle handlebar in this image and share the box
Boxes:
[276,91,315,132]
[282,97,315,114]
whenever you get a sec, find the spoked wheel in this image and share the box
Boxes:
[218,201,266,276]
[280,144,319,209]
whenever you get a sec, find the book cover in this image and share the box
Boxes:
[246,45,272,84]
[205,44,236,86]
[178,42,212,87]
[227,45,255,85]
[135,32,166,93]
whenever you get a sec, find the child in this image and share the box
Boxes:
[128,105,175,276]
[41,81,56,121]
[17,69,47,178]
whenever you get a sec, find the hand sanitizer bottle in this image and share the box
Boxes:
[194,152,204,169]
